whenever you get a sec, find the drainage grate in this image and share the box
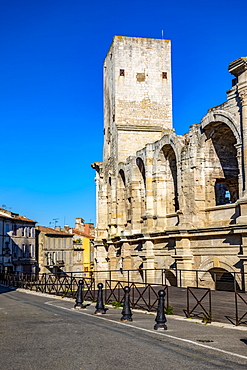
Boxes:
[197,339,214,343]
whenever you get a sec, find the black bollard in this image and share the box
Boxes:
[121,286,133,321]
[74,279,86,309]
[154,289,167,330]
[95,283,107,314]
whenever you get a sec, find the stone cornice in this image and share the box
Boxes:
[228,57,247,77]
[116,124,164,132]
[102,223,247,247]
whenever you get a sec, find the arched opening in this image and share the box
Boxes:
[204,123,239,206]
[209,268,240,291]
[136,157,146,216]
[117,169,127,231]
[156,145,179,215]
[136,157,146,186]
[165,270,177,286]
[107,176,112,230]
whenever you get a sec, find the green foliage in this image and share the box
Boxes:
[111,300,124,308]
[74,238,82,244]
[165,305,174,315]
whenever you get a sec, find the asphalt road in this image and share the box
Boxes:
[0,286,247,370]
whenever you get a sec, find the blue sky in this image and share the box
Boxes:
[1,0,247,227]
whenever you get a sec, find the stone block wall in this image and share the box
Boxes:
[92,38,247,288]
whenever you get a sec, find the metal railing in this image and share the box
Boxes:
[186,287,212,323]
[1,270,247,326]
[235,291,247,326]
[1,267,246,293]
[105,279,168,312]
[91,268,246,292]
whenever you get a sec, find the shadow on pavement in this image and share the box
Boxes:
[0,285,17,294]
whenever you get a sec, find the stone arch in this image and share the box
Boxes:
[200,113,240,206]
[164,270,177,286]
[134,157,146,217]
[153,134,182,167]
[154,144,179,216]
[108,244,116,258]
[197,257,241,290]
[200,110,241,145]
[106,176,112,228]
[208,267,240,291]
[198,256,238,273]
[116,168,127,231]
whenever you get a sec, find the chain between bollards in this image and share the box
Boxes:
[74,279,86,309]
[121,286,133,321]
[154,289,167,330]
[95,283,107,314]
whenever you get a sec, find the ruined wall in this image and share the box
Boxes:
[92,37,247,286]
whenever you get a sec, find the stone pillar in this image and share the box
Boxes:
[153,173,167,231]
[234,142,243,216]
[228,58,247,224]
[131,181,142,234]
[142,239,155,283]
[94,241,109,285]
[145,145,155,224]
[109,177,117,236]
[241,258,247,292]
[92,164,108,239]
[235,91,247,224]
[239,90,247,197]
[173,238,194,287]
[239,234,247,291]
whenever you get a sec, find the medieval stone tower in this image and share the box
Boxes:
[103,36,173,169]
[93,36,247,289]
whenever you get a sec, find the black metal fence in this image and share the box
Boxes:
[235,292,247,326]
[186,287,212,323]
[0,270,246,326]
[1,267,246,291]
[0,272,96,300]
[105,280,168,312]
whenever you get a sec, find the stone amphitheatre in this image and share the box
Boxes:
[92,36,247,290]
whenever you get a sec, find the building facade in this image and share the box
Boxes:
[36,226,74,274]
[0,208,37,273]
[92,36,247,288]
[36,219,95,274]
[64,218,95,273]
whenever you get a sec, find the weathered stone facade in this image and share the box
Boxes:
[92,36,247,288]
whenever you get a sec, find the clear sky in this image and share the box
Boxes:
[1,0,247,228]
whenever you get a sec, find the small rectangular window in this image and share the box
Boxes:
[30,244,34,258]
[136,73,145,82]
[13,224,17,236]
[13,244,17,258]
[5,224,10,235]
[162,72,167,79]
[25,244,30,258]
[120,69,125,76]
